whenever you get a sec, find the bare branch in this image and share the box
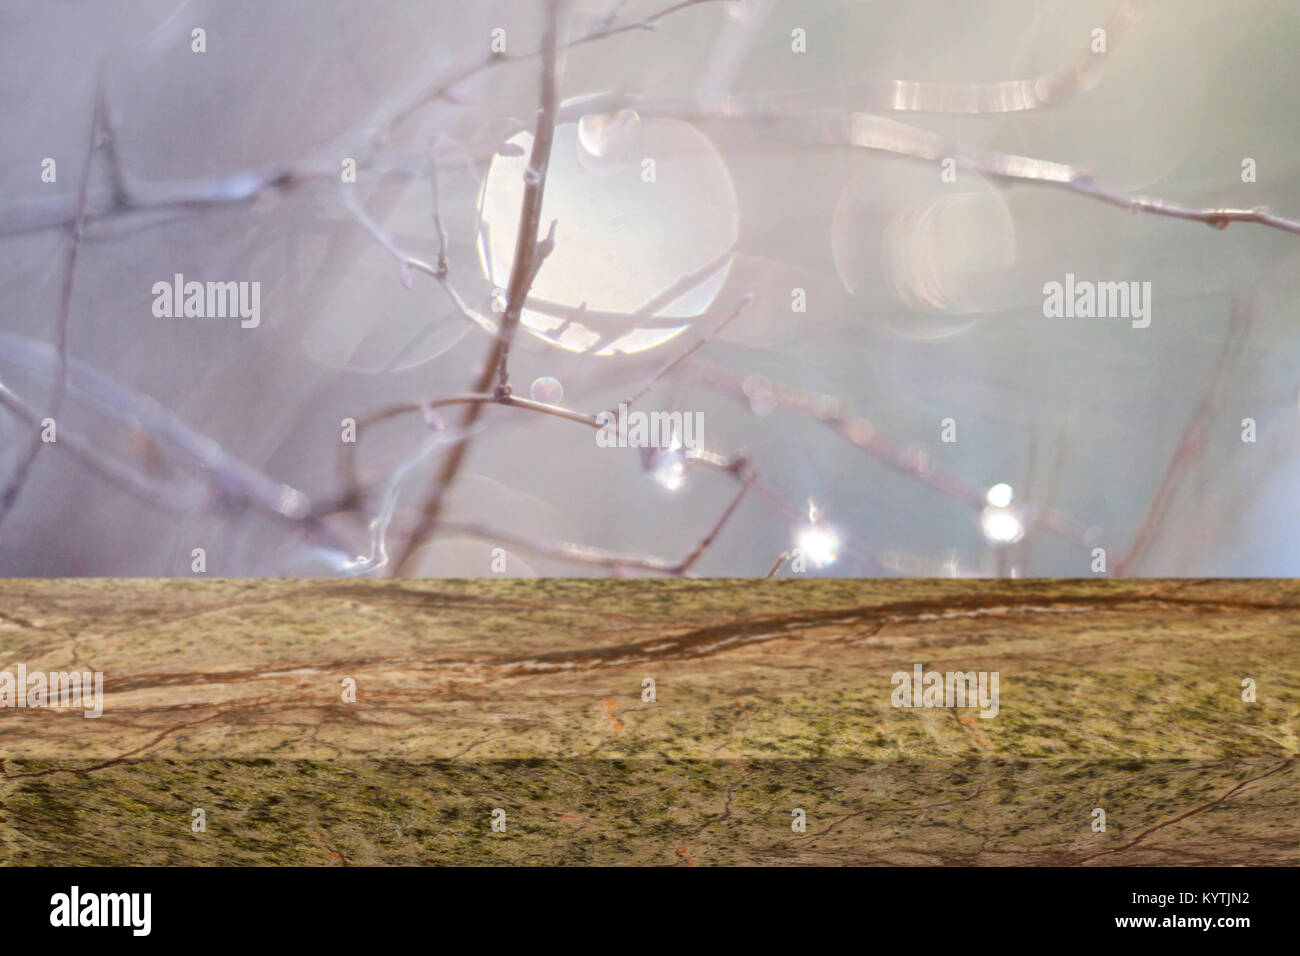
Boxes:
[810,108,1300,236]
[691,359,1094,548]
[1115,297,1255,574]
[616,293,752,411]
[760,0,1143,115]
[427,393,600,429]
[492,31,563,390]
[428,139,450,279]
[0,2,728,240]
[334,298,756,520]
[335,181,495,334]
[392,1,564,575]
[440,466,755,575]
[553,97,1300,237]
[0,381,192,512]
[0,87,99,534]
[0,333,312,524]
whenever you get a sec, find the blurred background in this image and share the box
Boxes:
[2,0,1299,577]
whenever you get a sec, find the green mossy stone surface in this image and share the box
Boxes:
[1,579,1297,864]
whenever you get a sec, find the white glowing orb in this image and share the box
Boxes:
[648,447,686,492]
[985,482,1014,508]
[980,506,1024,545]
[796,525,840,568]
[478,108,738,356]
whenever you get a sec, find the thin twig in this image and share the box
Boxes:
[334,297,755,519]
[758,0,1143,115]
[0,2,729,240]
[548,96,1300,237]
[491,1,564,392]
[690,359,1094,548]
[670,465,756,573]
[812,108,1300,236]
[0,87,99,534]
[764,551,789,578]
[392,0,563,575]
[7,3,1298,246]
[0,381,191,512]
[428,136,449,278]
[440,466,755,575]
[1114,298,1255,574]
[433,393,598,428]
[335,181,495,334]
[616,294,751,410]
[0,332,313,523]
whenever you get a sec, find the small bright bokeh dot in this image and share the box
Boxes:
[648,448,686,492]
[985,482,1014,508]
[980,506,1024,545]
[797,524,840,568]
